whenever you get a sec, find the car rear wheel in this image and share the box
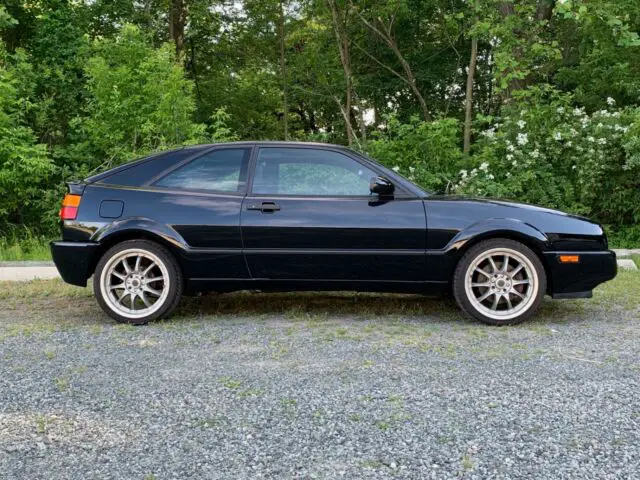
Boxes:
[93,240,183,324]
[453,239,546,326]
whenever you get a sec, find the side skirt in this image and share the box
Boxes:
[551,291,593,299]
[186,278,450,295]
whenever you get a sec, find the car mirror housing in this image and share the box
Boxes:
[370,176,395,195]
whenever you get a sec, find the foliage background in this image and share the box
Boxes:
[0,0,639,246]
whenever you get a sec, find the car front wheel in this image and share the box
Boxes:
[453,239,546,326]
[93,240,183,324]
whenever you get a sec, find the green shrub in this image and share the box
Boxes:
[0,42,54,229]
[365,116,465,193]
[456,87,640,228]
[68,24,206,173]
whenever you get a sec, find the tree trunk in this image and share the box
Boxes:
[387,39,430,121]
[464,1,480,154]
[326,0,354,145]
[278,1,289,140]
[497,1,555,98]
[169,0,187,57]
[352,6,430,120]
[354,91,367,146]
[463,36,478,154]
[536,0,555,21]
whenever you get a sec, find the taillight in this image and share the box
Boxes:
[59,194,81,220]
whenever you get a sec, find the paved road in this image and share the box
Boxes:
[1,280,639,479]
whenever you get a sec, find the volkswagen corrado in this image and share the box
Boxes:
[51,142,617,325]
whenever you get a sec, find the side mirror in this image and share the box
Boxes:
[370,176,395,195]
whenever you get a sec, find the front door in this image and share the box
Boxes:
[240,146,426,282]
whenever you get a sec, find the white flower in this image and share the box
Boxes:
[481,128,496,139]
[487,174,495,180]
[409,166,416,173]
[607,97,616,106]
[597,138,607,145]
[573,107,584,116]
[557,107,565,114]
[517,120,527,129]
[459,169,468,178]
[479,162,489,171]
[506,142,516,152]
[506,172,511,178]
[531,149,540,159]
[587,136,595,142]
[506,154,514,161]
[572,165,577,170]
[554,132,562,141]
[566,141,572,147]
[517,133,528,146]
[511,160,518,167]
[392,166,400,172]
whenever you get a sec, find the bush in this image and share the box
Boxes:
[68,25,206,174]
[455,87,640,228]
[0,42,54,230]
[365,116,465,193]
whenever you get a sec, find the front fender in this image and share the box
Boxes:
[444,218,549,254]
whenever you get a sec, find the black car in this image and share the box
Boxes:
[51,142,617,326]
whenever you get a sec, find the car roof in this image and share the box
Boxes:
[199,141,352,149]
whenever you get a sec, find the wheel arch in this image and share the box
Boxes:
[88,221,187,281]
[446,220,553,294]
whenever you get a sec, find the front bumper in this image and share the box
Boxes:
[50,241,101,287]
[544,250,617,299]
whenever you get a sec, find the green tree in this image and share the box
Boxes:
[73,24,204,171]
[0,38,53,229]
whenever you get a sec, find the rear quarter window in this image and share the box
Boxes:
[154,148,251,193]
[96,147,208,187]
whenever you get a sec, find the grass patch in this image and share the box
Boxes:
[0,236,52,261]
[592,270,640,309]
[0,278,91,300]
[5,272,637,315]
[631,254,640,269]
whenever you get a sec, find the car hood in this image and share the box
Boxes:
[427,194,593,222]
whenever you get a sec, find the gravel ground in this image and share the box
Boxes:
[1,275,639,479]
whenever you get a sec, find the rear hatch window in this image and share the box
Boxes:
[87,146,210,187]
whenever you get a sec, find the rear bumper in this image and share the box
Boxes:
[544,250,617,298]
[50,241,100,287]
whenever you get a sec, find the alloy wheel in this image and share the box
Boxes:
[99,248,170,320]
[464,247,539,321]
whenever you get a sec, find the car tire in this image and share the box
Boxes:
[453,238,546,326]
[93,240,183,325]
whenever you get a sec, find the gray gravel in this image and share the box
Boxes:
[1,290,639,479]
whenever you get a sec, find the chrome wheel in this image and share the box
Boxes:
[99,248,170,320]
[464,247,539,321]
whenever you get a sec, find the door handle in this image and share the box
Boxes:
[247,202,281,213]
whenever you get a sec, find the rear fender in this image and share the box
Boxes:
[91,217,189,252]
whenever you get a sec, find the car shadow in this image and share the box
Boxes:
[170,291,591,327]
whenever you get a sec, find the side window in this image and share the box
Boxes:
[155,148,250,193]
[252,148,376,196]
